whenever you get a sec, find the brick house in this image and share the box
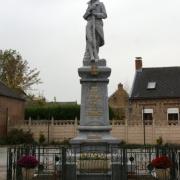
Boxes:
[129,57,180,126]
[0,82,25,137]
[109,83,128,121]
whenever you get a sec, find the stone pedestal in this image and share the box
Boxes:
[71,60,119,144]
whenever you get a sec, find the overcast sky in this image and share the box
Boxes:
[0,0,180,103]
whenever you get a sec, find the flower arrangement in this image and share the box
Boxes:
[80,153,106,160]
[17,155,39,169]
[78,153,109,173]
[151,155,172,169]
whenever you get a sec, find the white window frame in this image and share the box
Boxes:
[167,108,179,122]
[142,108,153,124]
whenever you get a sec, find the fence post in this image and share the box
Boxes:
[50,117,54,142]
[62,147,66,180]
[51,116,54,125]
[123,147,128,180]
[7,148,12,180]
[16,147,22,180]
[170,148,176,179]
[75,117,78,136]
[28,117,32,126]
[125,118,128,143]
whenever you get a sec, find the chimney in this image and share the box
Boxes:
[118,83,123,90]
[135,57,142,71]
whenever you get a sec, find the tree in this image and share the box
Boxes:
[39,133,46,144]
[6,129,35,144]
[0,49,41,92]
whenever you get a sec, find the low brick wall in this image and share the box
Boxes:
[8,119,180,144]
[9,119,78,142]
[112,123,180,144]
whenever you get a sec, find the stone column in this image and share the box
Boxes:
[71,60,119,144]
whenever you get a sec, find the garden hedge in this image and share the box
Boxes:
[25,105,115,120]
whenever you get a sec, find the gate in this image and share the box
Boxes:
[7,146,63,180]
[7,145,180,180]
[111,145,179,180]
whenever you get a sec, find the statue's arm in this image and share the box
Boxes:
[93,3,107,19]
[83,7,91,20]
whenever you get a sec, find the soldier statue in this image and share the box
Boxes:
[83,0,107,62]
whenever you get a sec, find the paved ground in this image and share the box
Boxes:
[0,147,7,180]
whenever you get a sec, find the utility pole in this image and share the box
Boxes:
[47,109,50,145]
[5,108,8,137]
[143,106,146,145]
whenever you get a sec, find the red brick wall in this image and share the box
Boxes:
[129,98,180,125]
[0,96,25,137]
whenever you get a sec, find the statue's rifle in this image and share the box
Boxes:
[91,2,98,61]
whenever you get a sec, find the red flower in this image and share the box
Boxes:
[17,155,39,169]
[151,155,172,169]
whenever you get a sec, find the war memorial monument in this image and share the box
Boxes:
[71,0,119,145]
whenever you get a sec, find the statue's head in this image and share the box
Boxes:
[88,0,99,4]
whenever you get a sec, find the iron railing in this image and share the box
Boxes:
[7,144,180,180]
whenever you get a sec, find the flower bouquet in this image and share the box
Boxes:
[78,153,109,173]
[150,155,172,180]
[17,155,39,180]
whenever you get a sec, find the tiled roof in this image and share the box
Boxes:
[130,67,180,100]
[0,81,25,101]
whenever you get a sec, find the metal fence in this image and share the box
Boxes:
[7,144,180,180]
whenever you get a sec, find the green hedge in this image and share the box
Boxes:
[0,129,35,145]
[25,105,115,120]
[25,105,80,120]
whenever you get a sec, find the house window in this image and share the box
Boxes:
[167,108,179,125]
[147,82,156,89]
[142,108,153,125]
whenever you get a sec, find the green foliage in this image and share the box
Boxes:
[120,140,126,145]
[5,129,35,145]
[0,137,6,145]
[0,49,41,92]
[39,133,46,144]
[156,136,163,145]
[26,104,116,120]
[109,107,114,120]
[27,94,46,107]
[112,108,126,120]
[50,140,62,145]
[61,138,70,145]
[25,104,80,120]
[50,138,70,146]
